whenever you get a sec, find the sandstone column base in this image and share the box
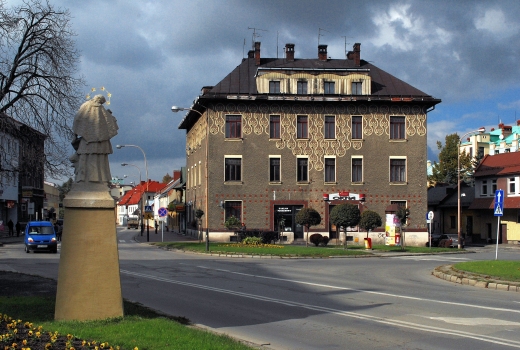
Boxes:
[55,183,123,321]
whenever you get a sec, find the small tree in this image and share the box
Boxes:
[224,215,241,230]
[295,208,321,247]
[395,207,410,250]
[329,204,360,249]
[359,210,382,239]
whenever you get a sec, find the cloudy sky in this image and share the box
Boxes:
[13,0,520,184]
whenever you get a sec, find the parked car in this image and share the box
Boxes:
[426,234,443,247]
[24,221,58,253]
[438,234,462,248]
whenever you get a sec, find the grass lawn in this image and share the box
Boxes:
[453,260,520,282]
[152,242,454,257]
[0,296,253,350]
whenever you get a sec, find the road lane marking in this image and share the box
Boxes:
[190,265,520,315]
[120,269,520,348]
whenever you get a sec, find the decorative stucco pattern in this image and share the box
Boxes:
[186,103,426,170]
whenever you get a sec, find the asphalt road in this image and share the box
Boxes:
[1,227,519,349]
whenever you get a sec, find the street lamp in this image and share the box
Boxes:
[172,105,207,247]
[457,127,485,249]
[117,144,150,241]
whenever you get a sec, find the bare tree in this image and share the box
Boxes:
[0,0,85,184]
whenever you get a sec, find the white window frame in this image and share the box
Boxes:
[324,156,336,184]
[351,156,363,183]
[269,155,281,183]
[389,156,407,184]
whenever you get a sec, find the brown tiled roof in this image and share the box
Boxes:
[208,57,435,98]
[475,153,520,177]
[468,196,520,210]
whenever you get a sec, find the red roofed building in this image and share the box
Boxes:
[117,180,166,228]
[468,153,520,244]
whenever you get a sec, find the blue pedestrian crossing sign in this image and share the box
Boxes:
[494,189,504,217]
[145,205,153,212]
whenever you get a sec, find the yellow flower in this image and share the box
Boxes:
[45,343,52,349]
[67,334,73,340]
[22,340,27,345]
[28,331,33,336]
[91,87,96,92]
[82,340,86,346]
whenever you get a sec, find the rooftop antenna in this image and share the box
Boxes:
[242,38,246,58]
[277,31,279,58]
[248,27,267,48]
[341,36,352,58]
[318,28,330,45]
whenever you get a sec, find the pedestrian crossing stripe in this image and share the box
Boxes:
[494,204,503,215]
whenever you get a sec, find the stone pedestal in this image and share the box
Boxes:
[55,183,123,321]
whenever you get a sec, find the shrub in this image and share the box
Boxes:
[310,233,330,246]
[260,230,278,244]
[320,236,330,246]
[242,236,262,245]
[309,233,323,246]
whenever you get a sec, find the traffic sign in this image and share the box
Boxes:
[495,189,504,205]
[158,207,168,217]
[494,189,504,217]
[145,205,153,212]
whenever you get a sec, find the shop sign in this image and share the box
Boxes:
[22,190,33,198]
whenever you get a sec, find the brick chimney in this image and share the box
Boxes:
[285,43,295,61]
[318,44,328,61]
[254,42,261,65]
[347,43,361,67]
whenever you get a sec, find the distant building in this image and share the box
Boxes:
[461,121,520,159]
[0,113,46,225]
[178,41,440,244]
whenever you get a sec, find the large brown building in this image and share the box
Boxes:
[178,42,441,244]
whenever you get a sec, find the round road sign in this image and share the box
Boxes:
[158,207,168,217]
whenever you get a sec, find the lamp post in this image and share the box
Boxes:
[121,163,143,236]
[117,144,150,241]
[457,127,485,249]
[171,105,207,246]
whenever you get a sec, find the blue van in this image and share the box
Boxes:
[24,221,58,253]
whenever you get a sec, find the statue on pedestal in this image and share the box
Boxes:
[70,94,118,184]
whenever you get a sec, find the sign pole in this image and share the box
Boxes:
[493,189,504,261]
[495,216,500,260]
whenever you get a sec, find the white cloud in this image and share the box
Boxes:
[475,8,520,37]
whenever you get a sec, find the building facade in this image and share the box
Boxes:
[0,113,46,227]
[178,42,440,244]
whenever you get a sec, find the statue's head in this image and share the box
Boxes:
[92,94,106,104]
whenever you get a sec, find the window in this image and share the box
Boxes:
[352,81,362,95]
[390,116,405,140]
[482,180,488,196]
[297,158,308,182]
[352,158,363,182]
[270,115,280,139]
[352,116,362,139]
[509,177,517,194]
[269,81,280,94]
[297,81,308,94]
[478,147,485,158]
[270,157,280,182]
[297,116,308,138]
[225,158,241,181]
[224,201,242,222]
[225,115,241,138]
[324,158,335,182]
[324,116,335,139]
[390,159,406,182]
[324,81,335,94]
[491,179,497,193]
[450,216,456,229]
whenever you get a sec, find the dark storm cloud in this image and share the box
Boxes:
[12,0,518,182]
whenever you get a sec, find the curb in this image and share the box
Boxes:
[432,265,519,293]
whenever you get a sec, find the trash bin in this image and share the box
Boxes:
[364,237,372,249]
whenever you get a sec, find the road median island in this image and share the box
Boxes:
[432,263,520,292]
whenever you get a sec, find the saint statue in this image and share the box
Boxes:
[70,95,118,184]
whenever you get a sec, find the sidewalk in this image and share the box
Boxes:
[0,232,24,246]
[132,228,198,243]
